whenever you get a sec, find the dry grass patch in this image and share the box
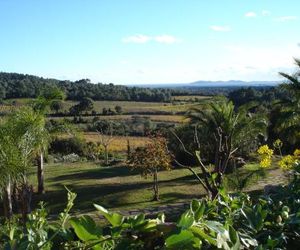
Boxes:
[83,132,150,152]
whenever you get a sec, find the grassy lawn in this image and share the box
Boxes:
[28,161,287,217]
[29,162,203,216]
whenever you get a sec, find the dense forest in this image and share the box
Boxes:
[0,72,172,102]
[0,72,283,103]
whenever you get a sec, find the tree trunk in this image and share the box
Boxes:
[37,153,45,194]
[104,146,109,165]
[20,182,33,226]
[210,188,219,200]
[126,139,131,160]
[3,178,13,219]
[152,167,159,201]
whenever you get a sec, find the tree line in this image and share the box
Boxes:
[0,72,172,102]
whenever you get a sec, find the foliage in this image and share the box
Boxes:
[257,142,300,171]
[32,85,65,114]
[115,105,122,114]
[129,134,172,200]
[70,97,94,115]
[0,72,172,102]
[274,58,300,145]
[173,99,267,199]
[1,175,300,249]
[49,136,88,157]
[0,106,48,217]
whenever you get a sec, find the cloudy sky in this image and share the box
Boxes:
[0,0,299,84]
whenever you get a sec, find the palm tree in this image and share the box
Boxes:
[0,109,37,218]
[32,86,65,194]
[185,99,267,199]
[276,58,300,143]
[10,107,50,194]
[279,59,300,96]
[0,125,21,218]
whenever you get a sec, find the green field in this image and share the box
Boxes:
[172,95,211,101]
[1,98,211,115]
[29,161,287,217]
[59,100,208,114]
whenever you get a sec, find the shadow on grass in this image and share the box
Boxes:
[50,165,199,183]
[50,165,139,182]
[32,174,203,214]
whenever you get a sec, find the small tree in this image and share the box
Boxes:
[115,105,122,114]
[102,107,108,115]
[50,100,64,114]
[70,97,94,115]
[79,97,94,113]
[129,134,172,201]
[96,123,114,165]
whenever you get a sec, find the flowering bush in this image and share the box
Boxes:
[257,145,274,168]
[257,142,300,170]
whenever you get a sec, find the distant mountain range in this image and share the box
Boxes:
[129,80,279,88]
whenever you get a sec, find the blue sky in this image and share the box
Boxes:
[0,0,299,84]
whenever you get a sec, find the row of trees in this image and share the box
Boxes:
[0,73,172,102]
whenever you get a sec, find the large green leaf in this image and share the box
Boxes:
[69,215,102,242]
[191,200,206,221]
[94,204,124,227]
[228,226,241,250]
[178,210,194,229]
[165,230,201,249]
[190,226,217,246]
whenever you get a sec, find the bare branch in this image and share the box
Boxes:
[170,130,193,157]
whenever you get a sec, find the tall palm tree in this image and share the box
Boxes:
[186,99,267,199]
[276,58,300,143]
[32,86,65,194]
[10,107,50,194]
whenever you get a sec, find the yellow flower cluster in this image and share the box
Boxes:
[257,145,273,168]
[257,145,274,156]
[273,139,283,149]
[294,149,300,158]
[257,143,300,170]
[278,155,295,170]
[260,157,272,168]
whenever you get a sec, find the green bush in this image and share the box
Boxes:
[49,137,88,157]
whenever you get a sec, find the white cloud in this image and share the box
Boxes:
[262,10,271,16]
[222,44,300,76]
[245,12,257,18]
[122,34,151,43]
[154,35,181,44]
[210,25,231,32]
[276,16,298,22]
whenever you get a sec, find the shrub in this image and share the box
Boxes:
[62,153,80,162]
[49,137,88,156]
